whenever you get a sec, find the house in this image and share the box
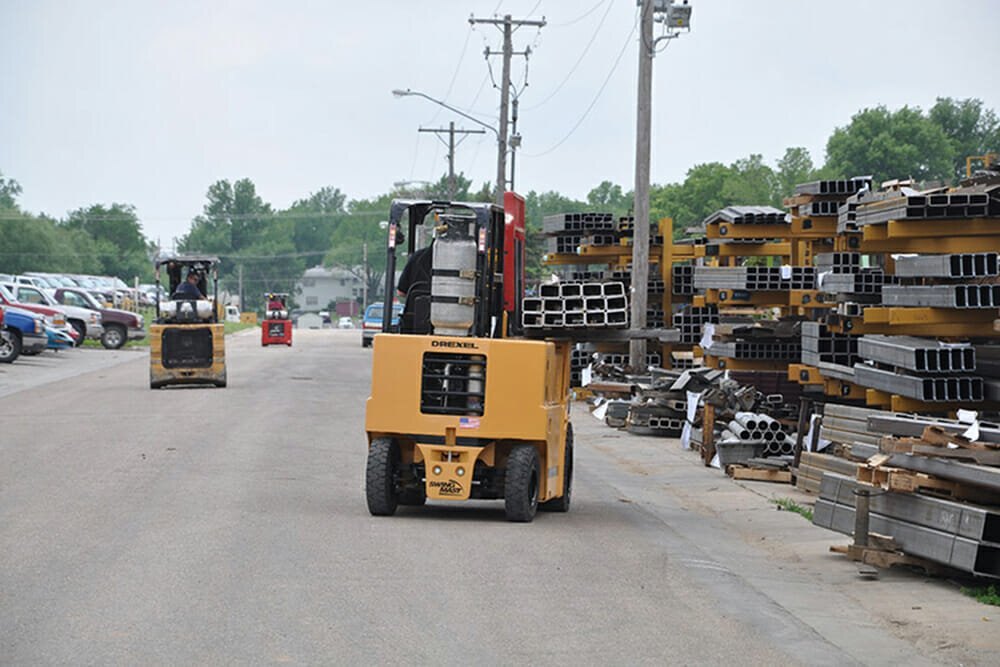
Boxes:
[296,266,364,313]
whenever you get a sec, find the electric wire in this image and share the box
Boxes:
[523,7,638,158]
[522,0,614,112]
[547,0,605,27]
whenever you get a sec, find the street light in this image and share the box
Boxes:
[392,88,505,206]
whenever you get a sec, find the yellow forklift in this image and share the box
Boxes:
[365,199,572,522]
[149,255,227,389]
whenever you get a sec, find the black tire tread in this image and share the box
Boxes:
[366,438,398,516]
[504,445,540,522]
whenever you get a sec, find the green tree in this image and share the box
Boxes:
[286,186,346,258]
[722,154,780,207]
[0,170,22,210]
[325,193,394,301]
[928,97,1000,180]
[586,180,632,216]
[775,147,817,199]
[64,203,151,280]
[825,105,953,182]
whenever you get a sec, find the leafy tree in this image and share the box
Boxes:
[286,186,346,257]
[775,147,817,199]
[325,192,394,301]
[64,203,151,280]
[825,105,952,182]
[586,180,632,216]
[0,170,22,210]
[929,97,1000,180]
[722,154,780,207]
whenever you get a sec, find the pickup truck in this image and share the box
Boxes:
[0,305,48,362]
[0,284,80,346]
[52,287,145,349]
[5,282,103,346]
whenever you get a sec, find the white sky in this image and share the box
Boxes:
[2,0,998,245]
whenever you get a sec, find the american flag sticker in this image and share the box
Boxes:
[459,417,481,429]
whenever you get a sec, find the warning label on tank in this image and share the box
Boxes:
[459,417,480,429]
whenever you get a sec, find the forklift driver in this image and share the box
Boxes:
[174,270,206,300]
[397,241,433,334]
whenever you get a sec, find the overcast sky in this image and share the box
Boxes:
[2,0,998,245]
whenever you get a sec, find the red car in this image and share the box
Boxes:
[0,284,80,346]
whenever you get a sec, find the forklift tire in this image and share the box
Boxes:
[504,445,540,522]
[366,438,399,516]
[540,424,573,513]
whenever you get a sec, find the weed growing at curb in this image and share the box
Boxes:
[961,584,1000,606]
[772,497,813,522]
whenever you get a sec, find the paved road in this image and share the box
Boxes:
[2,330,997,665]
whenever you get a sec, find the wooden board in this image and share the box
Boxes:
[726,466,792,483]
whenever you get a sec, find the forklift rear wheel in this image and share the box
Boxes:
[504,445,540,523]
[540,423,573,513]
[366,438,399,516]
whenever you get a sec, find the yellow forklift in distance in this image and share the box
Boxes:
[149,255,227,389]
[365,198,573,522]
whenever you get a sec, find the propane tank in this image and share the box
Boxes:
[430,214,478,337]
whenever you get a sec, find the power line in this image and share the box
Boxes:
[522,0,614,112]
[523,7,638,158]
[548,0,606,27]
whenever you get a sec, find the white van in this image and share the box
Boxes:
[224,305,241,323]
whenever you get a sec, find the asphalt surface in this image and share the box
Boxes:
[2,329,998,665]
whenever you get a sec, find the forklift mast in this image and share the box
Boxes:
[381,197,523,339]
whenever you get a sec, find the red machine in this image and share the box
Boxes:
[261,293,292,346]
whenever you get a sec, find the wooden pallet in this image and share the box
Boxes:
[830,540,950,576]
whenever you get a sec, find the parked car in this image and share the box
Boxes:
[5,282,103,346]
[0,306,48,362]
[361,302,402,348]
[338,316,354,329]
[0,284,80,346]
[52,287,145,349]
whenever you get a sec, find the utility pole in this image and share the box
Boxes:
[629,0,655,369]
[629,0,692,369]
[418,122,486,199]
[469,13,545,205]
[238,263,244,312]
[362,241,368,315]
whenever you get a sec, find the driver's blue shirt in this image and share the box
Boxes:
[174,281,204,299]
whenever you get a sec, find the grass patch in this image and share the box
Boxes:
[772,497,813,521]
[78,312,256,350]
[962,584,1000,606]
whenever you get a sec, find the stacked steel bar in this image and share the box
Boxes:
[851,363,984,402]
[543,212,620,255]
[595,351,662,367]
[717,411,795,457]
[798,200,841,216]
[794,177,872,196]
[801,321,859,368]
[569,345,590,386]
[542,212,615,233]
[703,205,788,225]
[818,268,892,297]
[814,472,1000,579]
[893,252,999,278]
[707,341,802,361]
[521,281,628,330]
[881,284,1000,308]
[672,264,695,295]
[853,188,991,226]
[813,252,861,274]
[569,270,607,281]
[673,305,719,345]
[693,266,816,290]
[858,336,975,374]
[820,404,886,448]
